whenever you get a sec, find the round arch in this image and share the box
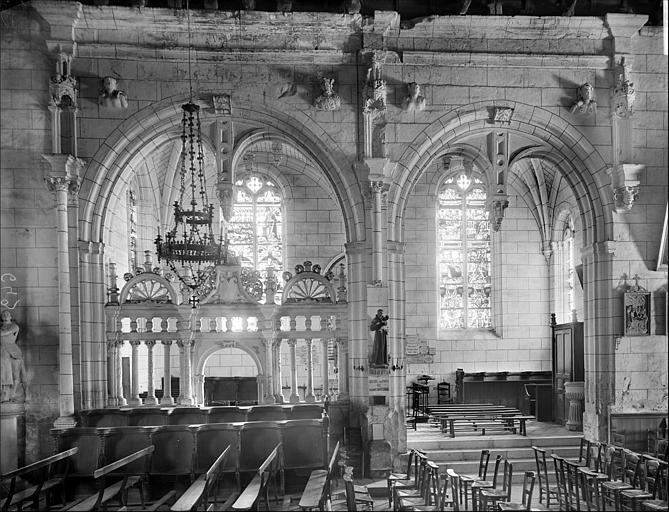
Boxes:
[389,101,612,248]
[77,93,365,248]
[195,340,265,377]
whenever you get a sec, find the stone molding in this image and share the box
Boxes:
[403,51,609,69]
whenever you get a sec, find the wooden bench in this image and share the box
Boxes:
[444,414,530,437]
[64,445,155,511]
[298,441,340,511]
[171,445,235,512]
[1,447,79,511]
[231,443,282,511]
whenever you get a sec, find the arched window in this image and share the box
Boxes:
[228,173,284,296]
[438,172,491,329]
[561,223,576,321]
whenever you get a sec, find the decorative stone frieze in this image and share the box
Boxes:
[401,82,426,112]
[569,82,597,115]
[313,77,341,111]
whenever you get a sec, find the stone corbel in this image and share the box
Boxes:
[43,154,84,195]
[609,163,643,212]
[487,193,509,232]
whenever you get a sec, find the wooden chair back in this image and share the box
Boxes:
[622,450,643,487]
[447,468,461,512]
[489,454,503,488]
[519,471,536,510]
[289,404,323,419]
[101,426,153,475]
[500,459,513,498]
[52,428,105,476]
[247,405,286,422]
[168,408,208,425]
[532,446,549,493]
[477,449,491,479]
[194,423,241,476]
[127,408,168,426]
[551,454,569,511]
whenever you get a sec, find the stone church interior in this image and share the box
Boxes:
[0,0,667,510]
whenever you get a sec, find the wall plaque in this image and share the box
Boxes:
[624,291,651,336]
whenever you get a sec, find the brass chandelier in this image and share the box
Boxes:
[154,1,226,294]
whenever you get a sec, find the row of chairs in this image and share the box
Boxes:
[387,448,540,511]
[532,437,668,511]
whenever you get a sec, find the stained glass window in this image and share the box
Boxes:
[564,225,575,317]
[228,174,283,301]
[438,173,491,329]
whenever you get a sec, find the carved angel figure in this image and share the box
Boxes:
[99,76,128,109]
[401,82,426,111]
[569,82,596,115]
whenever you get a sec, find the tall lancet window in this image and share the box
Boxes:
[564,224,576,319]
[438,172,491,329]
[228,173,284,297]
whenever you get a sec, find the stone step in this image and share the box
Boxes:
[408,434,583,451]
[424,445,581,462]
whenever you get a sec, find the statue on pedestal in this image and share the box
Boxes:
[370,309,389,368]
[1,310,26,402]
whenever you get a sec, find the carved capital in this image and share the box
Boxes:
[43,154,83,196]
[287,339,297,348]
[161,340,173,346]
[613,185,639,212]
[130,340,141,347]
[145,340,156,349]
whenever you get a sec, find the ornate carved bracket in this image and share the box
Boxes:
[487,193,509,232]
[612,58,636,119]
[608,163,643,212]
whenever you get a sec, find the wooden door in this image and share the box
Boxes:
[552,318,584,425]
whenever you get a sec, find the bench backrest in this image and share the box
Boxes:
[206,406,247,423]
[289,404,324,420]
[247,406,286,422]
[128,408,169,426]
[52,428,105,475]
[169,408,208,425]
[0,447,79,480]
[101,427,153,475]
[93,445,155,479]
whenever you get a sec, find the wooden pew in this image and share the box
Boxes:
[231,443,283,512]
[171,445,235,512]
[64,445,155,511]
[298,441,340,511]
[1,448,79,512]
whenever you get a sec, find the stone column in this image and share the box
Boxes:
[274,339,284,403]
[161,341,174,405]
[336,337,349,400]
[581,241,616,442]
[288,339,299,403]
[264,338,274,403]
[106,340,117,406]
[144,341,158,405]
[115,341,126,406]
[44,154,83,429]
[177,340,193,406]
[321,338,330,401]
[371,179,385,286]
[128,340,142,406]
[305,339,315,403]
[193,373,205,406]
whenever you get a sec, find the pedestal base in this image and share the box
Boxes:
[564,381,584,432]
[1,402,25,473]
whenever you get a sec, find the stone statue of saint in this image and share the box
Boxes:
[99,76,128,109]
[370,308,389,367]
[1,310,26,402]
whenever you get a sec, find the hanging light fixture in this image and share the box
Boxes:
[155,0,226,295]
